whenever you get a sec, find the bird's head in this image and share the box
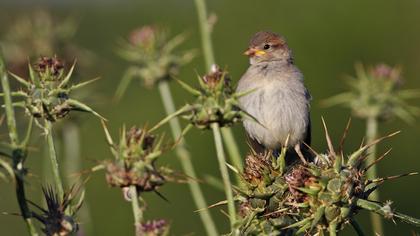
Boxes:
[244,31,292,65]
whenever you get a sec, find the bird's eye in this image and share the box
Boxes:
[263,44,270,50]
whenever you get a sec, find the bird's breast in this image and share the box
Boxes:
[237,66,309,149]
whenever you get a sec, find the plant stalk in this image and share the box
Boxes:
[129,186,143,235]
[211,122,236,229]
[1,54,39,236]
[45,120,64,199]
[62,122,93,234]
[221,128,243,171]
[194,0,215,71]
[194,0,243,179]
[158,81,218,236]
[350,218,366,236]
[365,116,384,236]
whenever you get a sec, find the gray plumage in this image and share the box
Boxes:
[237,31,311,152]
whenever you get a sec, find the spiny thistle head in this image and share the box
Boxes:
[35,56,65,81]
[5,56,103,122]
[233,120,420,235]
[137,219,170,236]
[115,25,195,95]
[323,63,420,123]
[102,123,176,193]
[165,65,251,130]
[31,185,83,236]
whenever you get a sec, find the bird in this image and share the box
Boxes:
[236,31,311,162]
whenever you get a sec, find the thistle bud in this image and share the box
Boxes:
[35,56,65,81]
[323,63,419,123]
[115,25,195,95]
[102,124,178,194]
[168,66,249,130]
[201,65,231,92]
[6,56,103,122]
[370,63,402,86]
[129,26,157,48]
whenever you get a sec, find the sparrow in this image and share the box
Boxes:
[236,31,311,162]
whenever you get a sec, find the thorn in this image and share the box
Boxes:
[321,117,336,156]
[369,172,418,184]
[339,117,352,154]
[364,148,392,172]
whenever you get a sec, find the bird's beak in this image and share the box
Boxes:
[243,48,266,57]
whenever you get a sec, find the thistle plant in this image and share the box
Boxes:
[1,52,38,236]
[4,56,103,199]
[1,11,98,233]
[323,63,420,234]
[99,123,176,236]
[115,25,195,97]
[152,66,253,231]
[233,119,420,236]
[116,25,219,236]
[194,0,244,177]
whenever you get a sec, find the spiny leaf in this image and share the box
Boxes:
[321,117,336,157]
[70,77,101,90]
[174,78,201,96]
[149,104,192,132]
[8,72,30,87]
[21,116,34,147]
[66,98,106,120]
[282,217,312,230]
[0,159,14,183]
[58,60,76,88]
[364,148,392,172]
[368,172,418,184]
[114,67,137,101]
[347,131,400,167]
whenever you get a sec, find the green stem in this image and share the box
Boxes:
[129,186,143,234]
[0,57,19,146]
[193,0,243,183]
[350,218,366,236]
[45,121,64,199]
[158,81,218,236]
[194,0,215,70]
[221,128,243,173]
[1,54,39,236]
[211,122,236,229]
[328,220,337,236]
[62,122,93,234]
[365,116,384,236]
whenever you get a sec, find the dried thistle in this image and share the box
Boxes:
[3,56,103,123]
[101,123,178,193]
[233,119,420,235]
[153,65,253,131]
[323,63,420,123]
[30,185,83,236]
[115,25,195,97]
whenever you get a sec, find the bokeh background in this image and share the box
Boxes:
[1,0,420,235]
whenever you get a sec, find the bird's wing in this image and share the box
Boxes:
[304,115,311,146]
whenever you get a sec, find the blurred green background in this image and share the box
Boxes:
[1,0,420,235]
